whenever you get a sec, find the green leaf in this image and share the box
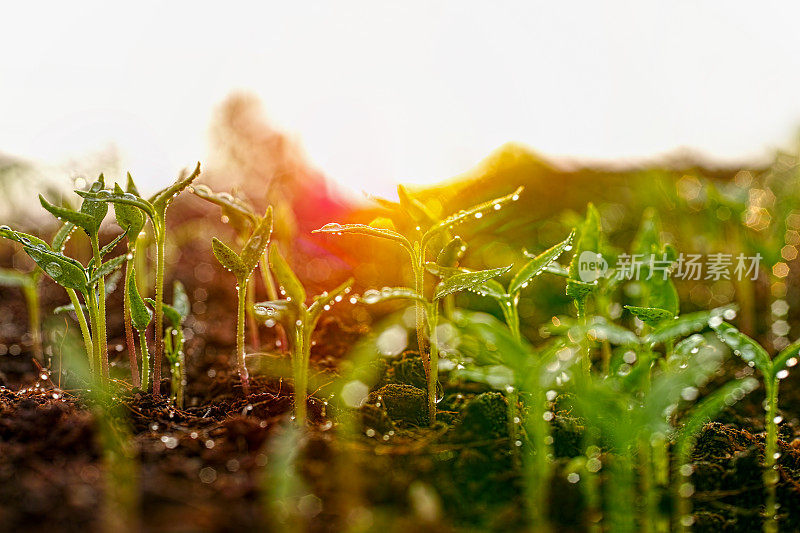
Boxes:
[567,204,602,286]
[128,267,153,331]
[566,205,604,304]
[436,236,467,267]
[711,321,772,374]
[478,279,509,301]
[88,254,126,286]
[51,222,76,252]
[773,339,800,375]
[54,302,86,315]
[87,232,128,270]
[308,278,354,322]
[565,278,596,302]
[126,172,141,197]
[631,208,661,257]
[75,189,157,220]
[240,206,273,273]
[583,317,641,345]
[312,223,412,251]
[39,195,96,233]
[146,298,182,329]
[433,265,512,300]
[0,226,50,249]
[78,176,109,235]
[645,306,734,345]
[150,162,202,212]
[172,280,190,320]
[424,263,465,279]
[543,262,569,277]
[509,230,574,295]
[191,184,257,234]
[212,238,246,279]
[269,245,306,306]
[423,186,524,244]
[22,244,88,292]
[625,306,675,327]
[398,184,437,227]
[112,183,145,242]
[360,287,425,305]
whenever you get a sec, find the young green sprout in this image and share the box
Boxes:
[709,321,800,533]
[359,262,512,424]
[191,184,284,350]
[314,186,523,424]
[255,245,353,426]
[127,266,153,391]
[38,175,118,378]
[147,281,190,407]
[433,230,573,456]
[211,205,273,395]
[77,163,202,398]
[113,175,146,387]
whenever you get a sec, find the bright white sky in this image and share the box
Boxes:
[2,1,800,198]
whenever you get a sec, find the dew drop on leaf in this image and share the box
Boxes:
[45,262,63,279]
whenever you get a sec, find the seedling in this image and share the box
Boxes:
[2,176,128,382]
[38,175,120,378]
[710,321,800,533]
[358,261,512,424]
[192,184,284,350]
[429,230,573,454]
[78,163,202,397]
[255,245,353,426]
[127,266,153,391]
[211,204,272,395]
[147,281,190,407]
[113,174,146,387]
[314,186,523,424]
[569,330,755,532]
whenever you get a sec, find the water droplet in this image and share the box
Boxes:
[45,262,63,279]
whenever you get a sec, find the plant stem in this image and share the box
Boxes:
[639,437,655,533]
[236,280,250,395]
[763,377,779,533]
[577,299,591,378]
[425,303,439,425]
[651,434,670,533]
[22,280,43,363]
[139,329,150,393]
[67,289,93,368]
[292,320,309,426]
[246,277,260,350]
[260,254,289,353]
[525,388,553,532]
[503,299,522,466]
[123,260,141,388]
[607,449,636,533]
[86,288,101,378]
[152,228,165,398]
[135,230,150,294]
[91,238,109,379]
